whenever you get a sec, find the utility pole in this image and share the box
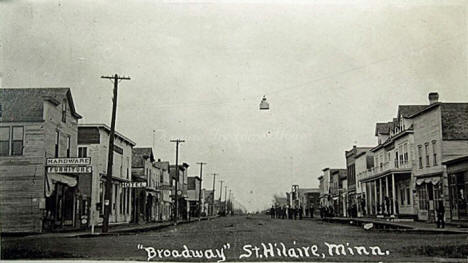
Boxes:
[219,180,224,202]
[101,74,130,233]
[211,173,217,216]
[170,139,185,225]
[224,185,227,214]
[196,162,207,220]
[228,189,232,215]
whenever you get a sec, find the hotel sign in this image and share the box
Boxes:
[122,182,147,188]
[47,166,92,174]
[46,157,91,166]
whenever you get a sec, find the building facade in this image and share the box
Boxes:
[187,176,201,217]
[77,124,135,227]
[0,88,83,233]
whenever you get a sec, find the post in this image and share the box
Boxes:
[392,174,396,216]
[170,139,185,224]
[211,173,217,216]
[101,74,130,233]
[374,180,377,215]
[224,185,227,214]
[386,175,390,214]
[197,162,206,220]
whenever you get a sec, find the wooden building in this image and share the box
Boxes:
[0,88,83,233]
[77,124,136,227]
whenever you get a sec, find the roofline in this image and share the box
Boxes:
[408,103,439,118]
[442,155,468,165]
[371,129,413,152]
[78,123,136,146]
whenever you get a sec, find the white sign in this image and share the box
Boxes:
[122,182,147,188]
[47,166,92,174]
[46,157,91,166]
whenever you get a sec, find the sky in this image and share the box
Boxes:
[1,0,468,212]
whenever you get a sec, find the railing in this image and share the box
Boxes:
[362,159,413,178]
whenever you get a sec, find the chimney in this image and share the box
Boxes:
[428,92,439,105]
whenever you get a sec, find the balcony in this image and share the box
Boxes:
[362,159,413,180]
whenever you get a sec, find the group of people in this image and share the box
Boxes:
[270,205,313,220]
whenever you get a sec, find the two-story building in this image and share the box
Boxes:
[131,147,161,223]
[170,163,189,220]
[187,176,201,217]
[409,93,468,222]
[0,88,83,233]
[345,146,373,217]
[154,160,172,221]
[77,124,135,227]
[354,149,374,217]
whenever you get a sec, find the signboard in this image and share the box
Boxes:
[47,166,92,174]
[122,182,147,188]
[46,157,91,166]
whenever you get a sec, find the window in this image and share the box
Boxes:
[395,151,399,168]
[160,171,164,183]
[404,143,408,163]
[432,140,437,166]
[62,99,67,123]
[55,131,60,158]
[0,127,10,156]
[406,188,411,205]
[425,143,430,167]
[78,147,87,158]
[0,104,2,118]
[418,187,428,210]
[119,188,123,214]
[126,157,130,179]
[66,135,71,157]
[11,127,24,156]
[418,145,423,169]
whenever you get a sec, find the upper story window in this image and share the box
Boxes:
[55,131,60,158]
[432,140,437,166]
[424,142,430,167]
[417,145,423,169]
[0,126,24,156]
[61,99,67,123]
[0,127,10,156]
[0,104,3,118]
[78,146,88,157]
[126,157,130,179]
[66,135,71,157]
[12,127,24,156]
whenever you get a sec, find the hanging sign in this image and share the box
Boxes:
[47,166,92,174]
[46,157,91,166]
[122,182,147,188]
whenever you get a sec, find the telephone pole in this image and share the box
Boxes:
[224,185,228,214]
[170,139,185,225]
[196,162,207,219]
[101,74,130,233]
[211,173,217,216]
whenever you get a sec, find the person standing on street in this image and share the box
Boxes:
[270,206,275,219]
[436,200,445,228]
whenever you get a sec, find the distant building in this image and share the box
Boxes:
[0,88,82,233]
[154,160,172,221]
[132,147,160,223]
[187,176,201,217]
[297,188,320,216]
[345,146,373,217]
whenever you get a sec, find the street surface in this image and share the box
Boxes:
[2,215,468,261]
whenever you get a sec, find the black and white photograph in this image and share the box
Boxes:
[1,0,468,262]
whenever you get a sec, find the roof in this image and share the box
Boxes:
[298,188,320,194]
[0,87,82,122]
[440,103,468,140]
[375,122,393,136]
[398,105,428,118]
[154,161,170,171]
[132,147,154,168]
[78,124,136,146]
[442,155,468,166]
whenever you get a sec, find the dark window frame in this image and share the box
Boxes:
[0,126,10,156]
[11,126,24,156]
[55,131,60,158]
[62,100,67,123]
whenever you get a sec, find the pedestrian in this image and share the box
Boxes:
[310,205,314,218]
[299,206,303,220]
[270,206,275,219]
[436,200,445,229]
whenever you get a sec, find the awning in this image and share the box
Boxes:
[416,177,440,186]
[45,173,78,197]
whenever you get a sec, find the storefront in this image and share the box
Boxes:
[415,176,442,222]
[44,157,92,232]
[444,156,468,221]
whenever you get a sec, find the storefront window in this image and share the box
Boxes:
[418,186,428,210]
